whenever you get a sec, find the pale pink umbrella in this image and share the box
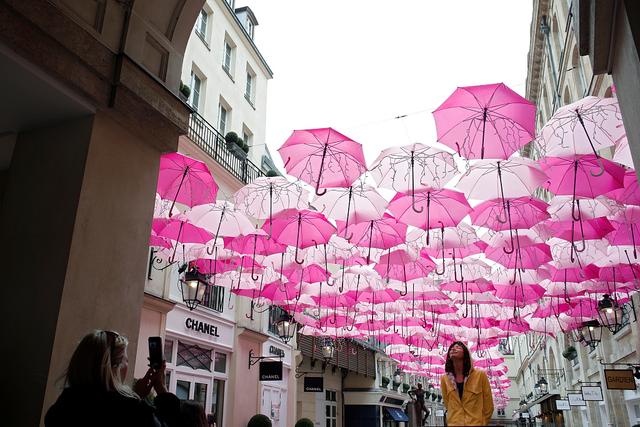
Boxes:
[278,127,367,195]
[387,188,471,244]
[182,201,254,246]
[264,209,336,264]
[224,230,286,279]
[547,195,616,221]
[153,217,214,263]
[549,237,609,268]
[156,152,218,215]
[613,135,634,168]
[337,215,407,263]
[369,143,459,207]
[374,249,436,293]
[311,183,387,239]
[233,176,309,235]
[456,158,547,209]
[538,96,626,159]
[433,83,536,159]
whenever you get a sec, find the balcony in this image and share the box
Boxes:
[187,111,264,184]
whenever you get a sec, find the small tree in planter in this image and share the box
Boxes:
[242,141,250,154]
[179,81,191,101]
[295,419,314,427]
[247,414,272,427]
[225,132,239,149]
[266,170,279,177]
[402,383,411,393]
[563,346,578,361]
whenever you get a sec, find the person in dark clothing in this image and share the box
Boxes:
[45,330,170,427]
[180,400,208,427]
[408,383,427,425]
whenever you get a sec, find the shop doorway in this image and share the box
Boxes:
[175,372,211,409]
[261,386,287,427]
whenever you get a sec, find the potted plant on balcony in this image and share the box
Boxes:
[178,81,191,101]
[381,376,390,388]
[266,169,279,177]
[563,345,578,361]
[225,131,239,149]
[402,383,411,394]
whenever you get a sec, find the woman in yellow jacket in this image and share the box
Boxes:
[440,341,494,426]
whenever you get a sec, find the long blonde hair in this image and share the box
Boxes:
[64,330,138,399]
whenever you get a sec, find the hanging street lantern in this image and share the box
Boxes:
[598,294,624,333]
[178,263,208,310]
[579,320,602,348]
[538,377,548,394]
[275,312,297,344]
[534,381,541,397]
[320,337,335,361]
[393,369,403,384]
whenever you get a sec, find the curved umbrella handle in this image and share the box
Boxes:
[344,232,354,242]
[412,195,424,213]
[589,156,605,177]
[245,299,255,320]
[571,198,582,222]
[294,215,305,264]
[453,262,464,283]
[314,143,329,196]
[434,256,446,276]
[227,285,234,310]
[410,151,424,213]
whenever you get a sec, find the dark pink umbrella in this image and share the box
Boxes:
[277,128,366,195]
[433,83,536,159]
[264,209,336,264]
[608,170,640,206]
[542,155,625,198]
[337,215,407,263]
[494,283,545,305]
[550,217,613,262]
[387,188,471,244]
[156,152,218,215]
[609,221,640,259]
[470,197,549,231]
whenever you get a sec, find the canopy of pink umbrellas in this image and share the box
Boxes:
[151,83,637,407]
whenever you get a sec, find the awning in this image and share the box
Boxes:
[384,407,409,422]
[525,393,559,410]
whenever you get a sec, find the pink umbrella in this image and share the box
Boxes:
[374,249,436,288]
[608,222,640,259]
[542,155,625,198]
[278,128,366,195]
[387,188,471,244]
[156,152,218,215]
[153,218,215,263]
[613,135,634,168]
[433,83,536,159]
[224,230,287,279]
[369,143,459,206]
[470,197,549,231]
[538,96,626,158]
[494,283,545,305]
[264,209,336,264]
[550,217,614,261]
[547,196,616,221]
[311,183,387,239]
[608,170,640,206]
[337,215,407,263]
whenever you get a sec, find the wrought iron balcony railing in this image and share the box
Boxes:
[187,111,264,184]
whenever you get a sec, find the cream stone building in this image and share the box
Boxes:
[515,1,640,426]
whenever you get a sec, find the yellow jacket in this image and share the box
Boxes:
[440,367,494,426]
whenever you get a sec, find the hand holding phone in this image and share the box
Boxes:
[148,336,163,370]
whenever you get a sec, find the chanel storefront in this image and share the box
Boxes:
[164,304,235,427]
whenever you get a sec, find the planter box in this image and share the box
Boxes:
[227,143,247,160]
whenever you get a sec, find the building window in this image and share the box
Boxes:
[326,390,337,427]
[212,379,225,427]
[218,104,228,136]
[223,40,234,77]
[246,19,254,39]
[245,72,254,103]
[224,0,235,8]
[164,339,174,363]
[190,71,202,111]
[195,9,208,42]
[176,341,212,371]
[214,352,227,373]
[202,285,224,312]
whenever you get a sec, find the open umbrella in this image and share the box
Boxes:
[156,152,218,215]
[278,128,366,195]
[369,143,459,209]
[433,82,536,159]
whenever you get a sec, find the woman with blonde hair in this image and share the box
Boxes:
[440,341,493,426]
[45,330,165,426]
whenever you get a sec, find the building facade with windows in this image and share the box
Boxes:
[181,0,275,175]
[133,3,297,427]
[515,1,640,426]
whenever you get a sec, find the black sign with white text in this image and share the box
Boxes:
[259,361,283,381]
[304,376,324,392]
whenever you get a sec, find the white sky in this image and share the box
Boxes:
[242,0,533,168]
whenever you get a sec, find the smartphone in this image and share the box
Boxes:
[148,336,163,370]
